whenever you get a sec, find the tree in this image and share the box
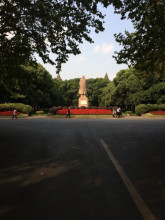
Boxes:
[87,78,109,106]
[20,64,59,110]
[0,63,60,109]
[113,0,165,77]
[101,67,165,110]
[0,0,122,76]
[54,78,79,106]
[100,81,115,106]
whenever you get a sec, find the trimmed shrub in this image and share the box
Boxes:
[158,104,165,111]
[49,107,58,115]
[135,104,149,116]
[15,103,25,112]
[135,104,165,116]
[21,104,33,114]
[57,106,63,110]
[146,104,158,111]
[0,103,33,114]
[126,111,133,115]
[0,103,15,111]
[36,111,44,114]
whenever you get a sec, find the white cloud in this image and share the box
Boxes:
[72,55,86,62]
[93,45,100,53]
[93,43,114,55]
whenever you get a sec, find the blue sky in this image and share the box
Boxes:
[36,5,134,81]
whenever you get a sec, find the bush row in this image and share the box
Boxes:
[0,103,33,114]
[36,111,44,114]
[49,106,112,114]
[135,104,165,116]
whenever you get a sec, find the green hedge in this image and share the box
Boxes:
[135,104,165,116]
[158,104,165,111]
[0,103,33,114]
[36,111,44,114]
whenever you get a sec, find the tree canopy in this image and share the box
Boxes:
[101,67,165,110]
[0,0,122,76]
[1,0,164,78]
[87,78,109,106]
[1,62,164,110]
[0,63,59,110]
[113,0,165,76]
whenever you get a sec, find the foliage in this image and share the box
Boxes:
[49,107,58,115]
[54,78,79,106]
[1,62,165,112]
[36,111,44,114]
[23,104,33,114]
[0,63,60,110]
[101,68,165,110]
[0,0,122,76]
[158,104,165,111]
[113,0,165,77]
[87,78,109,106]
[135,104,152,116]
[135,104,165,116]
[0,103,33,114]
[20,64,59,110]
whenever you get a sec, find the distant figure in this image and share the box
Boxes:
[12,109,17,119]
[113,108,116,118]
[79,75,87,95]
[117,107,121,118]
[66,108,71,118]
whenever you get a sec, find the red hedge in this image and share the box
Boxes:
[57,109,112,115]
[0,111,21,116]
[150,111,165,115]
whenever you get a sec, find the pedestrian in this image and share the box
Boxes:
[66,108,71,118]
[113,108,116,118]
[117,107,121,118]
[12,109,17,119]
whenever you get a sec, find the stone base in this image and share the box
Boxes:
[79,95,88,108]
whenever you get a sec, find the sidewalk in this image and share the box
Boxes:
[1,115,165,120]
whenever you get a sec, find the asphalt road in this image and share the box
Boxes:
[0,119,165,220]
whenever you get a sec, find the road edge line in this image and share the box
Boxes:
[100,139,156,220]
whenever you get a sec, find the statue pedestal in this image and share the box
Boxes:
[79,95,88,108]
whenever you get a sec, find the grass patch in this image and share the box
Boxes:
[122,111,137,116]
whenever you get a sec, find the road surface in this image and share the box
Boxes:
[0,119,165,219]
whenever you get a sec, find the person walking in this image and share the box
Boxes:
[113,108,116,118]
[117,107,121,118]
[66,108,71,118]
[12,109,17,119]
